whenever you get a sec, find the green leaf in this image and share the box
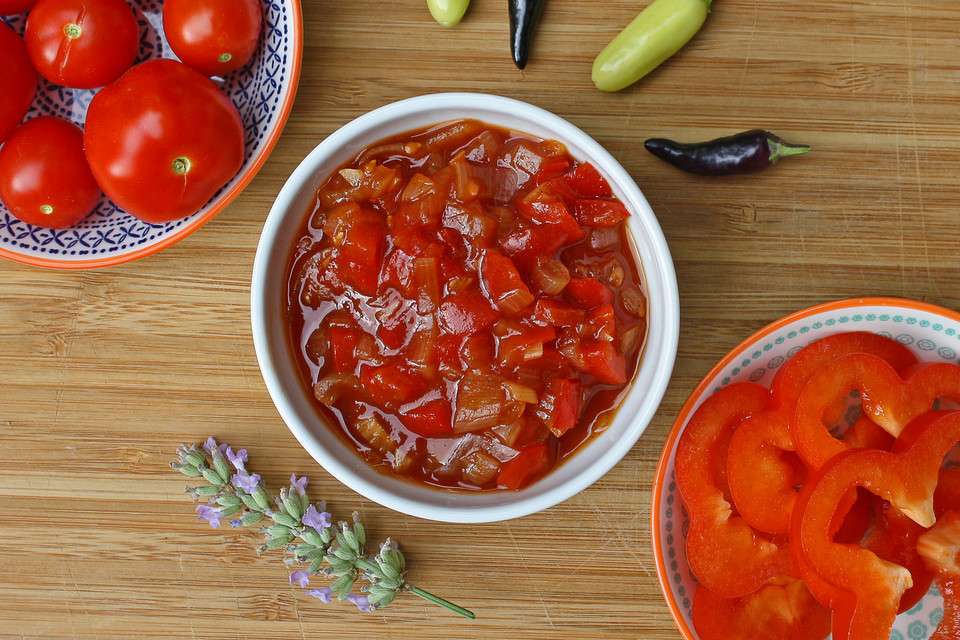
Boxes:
[267,525,292,539]
[194,485,220,496]
[200,467,226,486]
[218,504,242,517]
[216,494,242,507]
[265,535,291,549]
[283,495,303,521]
[177,465,202,477]
[240,511,264,526]
[300,529,325,547]
[330,574,356,598]
[308,557,324,574]
[270,512,299,528]
[212,452,231,484]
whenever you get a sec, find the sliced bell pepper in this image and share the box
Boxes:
[329,325,360,374]
[577,339,627,385]
[793,354,960,470]
[400,396,454,437]
[337,207,386,297]
[676,381,798,598]
[793,411,960,640]
[516,183,585,244]
[573,199,630,228]
[566,277,614,309]
[499,221,566,269]
[480,250,533,313]
[437,289,499,336]
[862,500,935,613]
[726,331,915,534]
[915,510,960,640]
[691,577,832,640]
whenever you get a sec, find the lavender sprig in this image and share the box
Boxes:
[170,438,475,619]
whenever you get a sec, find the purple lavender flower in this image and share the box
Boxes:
[225,447,248,471]
[203,437,219,454]
[346,593,372,612]
[289,474,308,495]
[302,504,331,531]
[231,469,261,493]
[306,587,333,603]
[195,504,222,528]
[289,570,310,588]
[229,519,243,528]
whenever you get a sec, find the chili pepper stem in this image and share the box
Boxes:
[769,140,811,163]
[407,585,477,619]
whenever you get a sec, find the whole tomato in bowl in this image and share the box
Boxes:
[162,0,262,77]
[0,20,35,143]
[83,58,245,224]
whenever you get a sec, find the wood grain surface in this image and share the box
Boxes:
[3,0,960,637]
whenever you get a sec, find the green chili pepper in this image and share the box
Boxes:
[427,0,470,27]
[592,0,711,92]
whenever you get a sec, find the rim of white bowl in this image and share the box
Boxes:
[252,92,680,523]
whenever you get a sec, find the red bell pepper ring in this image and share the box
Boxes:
[862,500,935,613]
[727,332,916,534]
[793,411,960,640]
[676,381,798,598]
[793,354,960,470]
[691,577,832,640]
[916,511,960,639]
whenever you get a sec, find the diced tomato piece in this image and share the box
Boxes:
[498,444,553,490]
[338,209,386,296]
[586,304,617,341]
[497,325,557,369]
[517,186,586,244]
[545,378,581,436]
[578,340,628,384]
[535,157,570,184]
[361,363,426,405]
[533,299,586,327]
[401,397,454,437]
[438,289,499,336]
[574,199,629,227]
[563,163,612,198]
[567,277,614,309]
[500,222,566,268]
[379,246,415,294]
[481,250,533,312]
[329,325,359,373]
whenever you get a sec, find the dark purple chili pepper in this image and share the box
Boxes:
[509,0,545,70]
[643,130,810,176]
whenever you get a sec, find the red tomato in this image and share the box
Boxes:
[0,116,101,228]
[162,0,262,77]
[83,59,245,223]
[0,21,36,144]
[0,0,39,14]
[25,0,138,89]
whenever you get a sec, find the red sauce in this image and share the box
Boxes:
[285,119,647,491]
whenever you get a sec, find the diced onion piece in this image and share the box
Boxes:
[491,421,525,447]
[621,284,647,318]
[313,373,360,405]
[503,381,538,404]
[392,444,419,473]
[460,449,501,486]
[531,256,571,296]
[414,256,441,313]
[338,168,364,186]
[305,326,329,363]
[511,142,544,176]
[355,332,383,365]
[454,373,505,433]
[497,288,535,315]
[540,139,567,158]
[602,258,626,287]
[588,227,619,250]
[619,324,646,355]
[355,416,395,453]
[447,275,475,294]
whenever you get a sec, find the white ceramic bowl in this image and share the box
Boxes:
[251,92,679,523]
[653,297,960,640]
[0,0,301,269]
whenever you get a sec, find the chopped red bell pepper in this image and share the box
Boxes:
[862,500,935,613]
[573,199,630,228]
[916,511,960,639]
[337,208,386,297]
[499,222,566,269]
[498,444,553,490]
[480,250,533,313]
[543,378,581,437]
[329,325,359,374]
[691,577,832,640]
[726,332,917,534]
[585,304,617,342]
[437,289,499,336]
[562,162,612,198]
[401,397,454,437]
[932,575,960,640]
[566,277,614,309]
[533,299,587,327]
[496,325,556,370]
[793,354,960,470]
[535,157,570,184]
[793,411,960,640]
[577,339,627,385]
[516,184,586,244]
[361,362,427,405]
[676,382,798,598]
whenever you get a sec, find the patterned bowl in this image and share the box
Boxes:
[652,297,960,640]
[0,0,302,269]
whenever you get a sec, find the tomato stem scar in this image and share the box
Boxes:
[63,23,82,39]
[40,204,54,215]
[218,53,232,63]
[172,157,192,175]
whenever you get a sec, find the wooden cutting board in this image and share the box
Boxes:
[2,0,959,637]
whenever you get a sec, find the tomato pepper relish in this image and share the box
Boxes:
[285,119,647,491]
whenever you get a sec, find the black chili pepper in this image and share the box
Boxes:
[509,0,545,70]
[643,130,810,176]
